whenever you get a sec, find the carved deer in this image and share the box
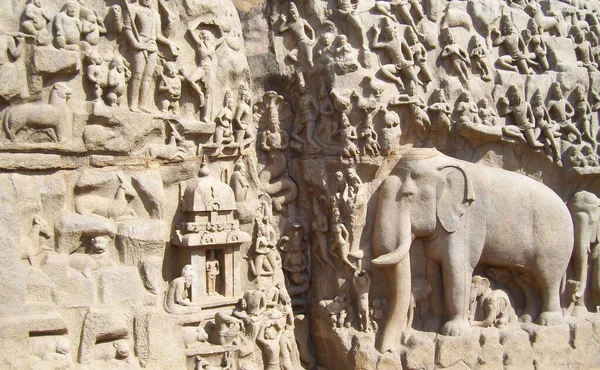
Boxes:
[4,83,73,143]
[22,215,52,266]
[75,174,137,220]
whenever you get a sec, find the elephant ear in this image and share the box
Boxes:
[436,164,475,233]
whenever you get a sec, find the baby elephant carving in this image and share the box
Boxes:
[3,83,73,143]
[470,275,517,328]
[75,174,137,220]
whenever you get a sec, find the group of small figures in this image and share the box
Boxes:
[5,0,245,131]
[271,0,600,169]
[195,286,301,370]
[276,0,600,79]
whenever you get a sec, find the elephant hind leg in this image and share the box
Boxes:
[514,273,540,323]
[536,276,565,326]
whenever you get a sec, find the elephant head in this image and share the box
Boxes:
[371,149,475,352]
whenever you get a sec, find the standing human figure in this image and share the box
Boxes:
[188,23,224,121]
[206,250,220,296]
[120,0,179,112]
[278,3,316,69]
[330,207,355,270]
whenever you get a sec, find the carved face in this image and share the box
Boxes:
[552,83,563,99]
[575,85,586,100]
[140,0,151,7]
[461,91,471,103]
[241,89,250,103]
[224,91,233,108]
[322,32,334,46]
[382,24,396,39]
[200,30,212,43]
[164,62,177,77]
[532,92,543,106]
[574,28,584,43]
[183,273,193,287]
[264,326,277,339]
[435,89,446,103]
[33,0,42,7]
[341,115,350,128]
[55,338,70,355]
[290,6,299,21]
[81,9,96,23]
[508,87,522,106]
[471,276,490,300]
[407,30,417,45]
[501,19,514,35]
[332,208,340,222]
[91,235,109,254]
[65,2,78,16]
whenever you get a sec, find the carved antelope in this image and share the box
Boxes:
[75,174,137,220]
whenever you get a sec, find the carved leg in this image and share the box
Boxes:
[129,75,142,112]
[380,65,404,89]
[523,128,544,148]
[536,274,564,325]
[571,212,590,315]
[128,51,147,112]
[440,238,472,336]
[139,53,159,113]
[424,259,443,332]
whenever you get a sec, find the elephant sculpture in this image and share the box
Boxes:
[568,190,600,313]
[371,148,573,353]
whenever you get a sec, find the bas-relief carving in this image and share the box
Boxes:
[5,0,600,368]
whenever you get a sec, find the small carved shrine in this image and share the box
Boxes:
[173,163,251,306]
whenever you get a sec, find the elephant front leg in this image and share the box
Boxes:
[422,259,443,332]
[440,242,473,336]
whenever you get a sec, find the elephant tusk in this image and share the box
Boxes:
[372,235,413,266]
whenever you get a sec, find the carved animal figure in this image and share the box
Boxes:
[469,275,517,328]
[371,148,573,353]
[440,3,472,32]
[467,0,502,46]
[22,215,52,266]
[3,83,73,143]
[75,174,137,220]
[525,3,565,36]
[568,190,600,315]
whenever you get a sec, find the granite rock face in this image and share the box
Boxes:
[2,0,600,369]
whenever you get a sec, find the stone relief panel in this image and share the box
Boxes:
[3,0,600,369]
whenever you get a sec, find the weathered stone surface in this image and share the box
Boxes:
[2,0,600,368]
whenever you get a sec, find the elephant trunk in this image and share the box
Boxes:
[371,197,414,352]
[378,254,411,353]
[572,213,590,304]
